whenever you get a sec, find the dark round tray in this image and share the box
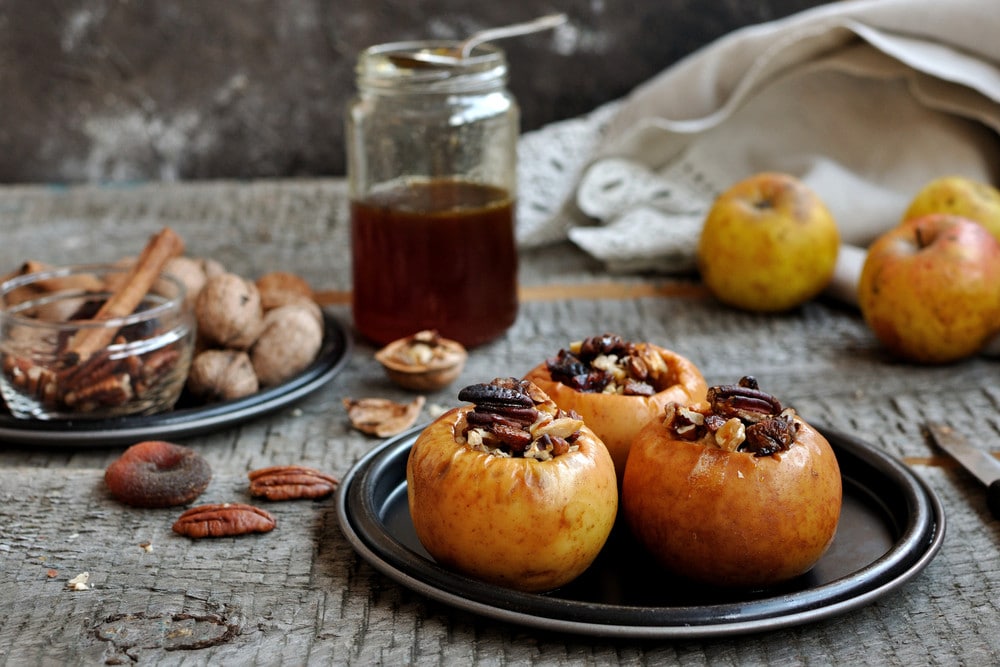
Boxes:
[337,424,945,638]
[0,312,352,447]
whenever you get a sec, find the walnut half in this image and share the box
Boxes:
[374,330,467,391]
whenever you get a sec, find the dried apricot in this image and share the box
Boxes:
[105,440,212,508]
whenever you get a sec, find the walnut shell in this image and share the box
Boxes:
[375,330,467,391]
[250,303,324,386]
[186,349,259,402]
[195,273,263,350]
[256,271,314,311]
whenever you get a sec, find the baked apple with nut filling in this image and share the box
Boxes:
[622,377,842,588]
[523,334,708,481]
[407,377,618,593]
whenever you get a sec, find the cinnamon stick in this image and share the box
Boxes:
[65,227,185,363]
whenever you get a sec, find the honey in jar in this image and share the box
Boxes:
[351,178,517,347]
[346,39,520,347]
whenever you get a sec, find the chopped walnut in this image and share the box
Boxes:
[66,572,90,591]
[546,334,668,396]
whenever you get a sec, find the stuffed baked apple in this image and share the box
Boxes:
[524,334,708,480]
[407,377,618,593]
[622,376,841,589]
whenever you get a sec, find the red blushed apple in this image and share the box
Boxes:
[858,214,1000,364]
[621,377,842,589]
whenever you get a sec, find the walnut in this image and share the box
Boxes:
[250,303,324,386]
[186,349,259,401]
[165,256,226,308]
[256,271,315,311]
[195,273,263,350]
[374,330,467,391]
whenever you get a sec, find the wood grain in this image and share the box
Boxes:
[0,180,997,665]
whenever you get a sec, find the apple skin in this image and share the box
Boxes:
[524,343,707,483]
[697,172,840,312]
[858,214,1000,364]
[622,416,841,589]
[903,176,1000,243]
[407,406,618,593]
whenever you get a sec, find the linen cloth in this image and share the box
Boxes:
[515,0,1000,289]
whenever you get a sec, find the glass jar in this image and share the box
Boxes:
[346,41,520,348]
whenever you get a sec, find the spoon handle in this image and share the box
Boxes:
[460,13,567,58]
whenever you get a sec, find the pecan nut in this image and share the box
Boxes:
[706,376,782,423]
[248,465,338,501]
[172,503,276,538]
[457,378,583,461]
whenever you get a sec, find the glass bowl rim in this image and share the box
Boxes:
[0,262,190,331]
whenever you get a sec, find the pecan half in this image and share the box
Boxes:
[172,503,276,538]
[457,378,582,460]
[706,376,782,423]
[248,465,339,501]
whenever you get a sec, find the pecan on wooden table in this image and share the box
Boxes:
[172,502,276,538]
[248,465,339,501]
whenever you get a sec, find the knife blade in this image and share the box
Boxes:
[925,422,1000,519]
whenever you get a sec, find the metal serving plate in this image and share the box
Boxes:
[337,425,945,639]
[0,312,351,447]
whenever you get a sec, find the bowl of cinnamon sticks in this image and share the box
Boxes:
[0,228,195,420]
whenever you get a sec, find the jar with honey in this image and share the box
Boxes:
[346,40,519,348]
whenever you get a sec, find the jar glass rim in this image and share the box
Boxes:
[356,41,508,92]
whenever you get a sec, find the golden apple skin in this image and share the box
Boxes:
[697,172,840,312]
[903,175,1000,243]
[858,214,1000,364]
[622,417,841,589]
[407,407,618,593]
[524,344,707,482]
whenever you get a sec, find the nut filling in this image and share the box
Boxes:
[663,376,799,457]
[545,334,670,396]
[455,378,584,461]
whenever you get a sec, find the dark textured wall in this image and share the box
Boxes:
[0,0,832,184]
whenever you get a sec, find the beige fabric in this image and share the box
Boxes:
[516,0,1000,276]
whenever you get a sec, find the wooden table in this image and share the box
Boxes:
[0,180,997,665]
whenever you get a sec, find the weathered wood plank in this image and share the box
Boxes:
[0,181,998,664]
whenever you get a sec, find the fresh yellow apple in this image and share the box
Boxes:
[697,172,840,312]
[903,175,1000,243]
[858,214,1000,364]
[621,377,842,588]
[407,378,618,593]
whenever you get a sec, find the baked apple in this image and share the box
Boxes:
[622,376,842,589]
[523,334,708,481]
[407,377,618,593]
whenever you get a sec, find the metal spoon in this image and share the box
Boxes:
[391,13,567,67]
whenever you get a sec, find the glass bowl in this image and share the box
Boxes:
[0,263,196,420]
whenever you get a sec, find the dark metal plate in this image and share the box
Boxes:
[337,425,945,638]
